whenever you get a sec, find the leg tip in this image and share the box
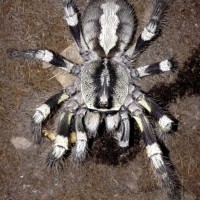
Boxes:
[71,142,87,163]
[31,120,44,144]
[45,146,67,168]
[7,48,21,59]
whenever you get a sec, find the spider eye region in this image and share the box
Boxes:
[81,59,129,112]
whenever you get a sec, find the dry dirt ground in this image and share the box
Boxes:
[0,0,200,200]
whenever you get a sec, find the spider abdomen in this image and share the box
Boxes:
[82,0,135,58]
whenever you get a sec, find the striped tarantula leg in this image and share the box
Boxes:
[126,0,169,57]
[132,89,173,133]
[9,49,81,75]
[46,111,74,168]
[137,115,180,200]
[62,0,88,52]
[32,91,70,143]
[128,103,180,199]
[72,108,88,162]
[131,58,177,78]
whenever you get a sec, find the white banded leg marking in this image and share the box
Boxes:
[159,60,173,72]
[146,143,168,178]
[84,111,101,136]
[63,1,78,27]
[75,132,87,158]
[132,90,173,132]
[138,98,173,132]
[105,113,120,131]
[146,142,162,158]
[141,24,157,42]
[73,108,87,162]
[33,104,51,124]
[136,60,173,77]
[35,50,53,62]
[51,135,69,159]
[99,2,120,55]
[158,115,173,132]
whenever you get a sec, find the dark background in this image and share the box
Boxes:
[0,0,200,199]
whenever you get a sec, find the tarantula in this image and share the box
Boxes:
[10,0,180,199]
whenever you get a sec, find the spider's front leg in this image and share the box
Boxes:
[9,49,81,75]
[32,83,78,143]
[62,0,88,53]
[130,58,177,78]
[126,0,169,58]
[126,102,181,200]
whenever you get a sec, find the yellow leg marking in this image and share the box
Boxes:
[58,94,69,104]
[133,116,144,132]
[67,113,74,124]
[42,130,56,142]
[70,132,77,144]
[138,99,151,112]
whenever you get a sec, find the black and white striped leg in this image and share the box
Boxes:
[136,116,180,200]
[32,91,70,143]
[131,58,177,78]
[62,0,88,52]
[126,0,168,57]
[129,105,180,199]
[46,111,74,168]
[32,83,79,143]
[132,89,173,133]
[72,108,88,162]
[9,49,81,75]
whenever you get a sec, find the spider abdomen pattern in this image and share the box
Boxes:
[82,0,135,58]
[10,0,181,199]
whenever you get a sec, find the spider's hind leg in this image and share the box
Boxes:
[62,0,88,52]
[127,103,180,200]
[126,0,169,58]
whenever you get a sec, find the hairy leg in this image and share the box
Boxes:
[9,49,81,75]
[127,102,180,200]
[126,0,169,58]
[130,58,177,78]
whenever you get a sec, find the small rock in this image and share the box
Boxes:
[11,137,32,149]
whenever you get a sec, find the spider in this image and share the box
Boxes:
[10,0,180,199]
